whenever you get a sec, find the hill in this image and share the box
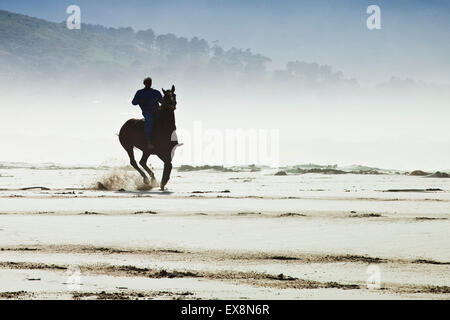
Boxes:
[0,9,354,89]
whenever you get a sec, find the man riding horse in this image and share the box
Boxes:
[131,77,162,150]
[119,77,180,190]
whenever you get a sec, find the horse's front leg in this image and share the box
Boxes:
[160,160,173,191]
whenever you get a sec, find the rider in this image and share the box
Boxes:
[132,77,163,149]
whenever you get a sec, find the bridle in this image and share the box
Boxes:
[162,92,177,110]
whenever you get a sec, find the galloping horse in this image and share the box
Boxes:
[119,85,180,190]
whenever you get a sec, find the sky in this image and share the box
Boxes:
[1,0,450,85]
[0,0,449,170]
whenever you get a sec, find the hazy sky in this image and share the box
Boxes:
[1,0,450,84]
[1,0,449,170]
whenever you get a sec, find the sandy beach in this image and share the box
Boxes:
[1,0,450,306]
[0,166,449,300]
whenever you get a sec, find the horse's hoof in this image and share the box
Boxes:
[144,178,150,185]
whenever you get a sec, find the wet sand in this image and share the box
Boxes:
[0,168,449,299]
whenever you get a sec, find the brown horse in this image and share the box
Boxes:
[119,85,180,190]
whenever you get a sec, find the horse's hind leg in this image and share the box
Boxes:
[139,151,157,186]
[126,147,149,184]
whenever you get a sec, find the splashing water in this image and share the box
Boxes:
[93,169,158,191]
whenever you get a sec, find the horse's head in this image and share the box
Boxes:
[161,85,177,111]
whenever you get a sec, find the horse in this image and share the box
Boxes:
[119,85,180,190]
